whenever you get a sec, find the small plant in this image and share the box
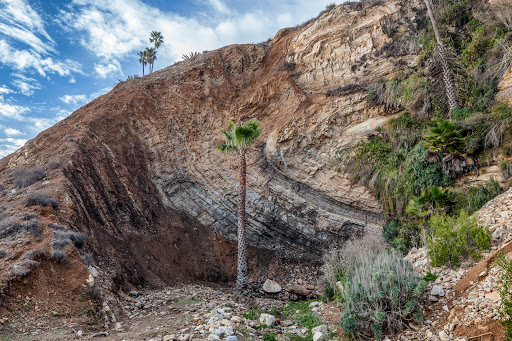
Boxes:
[25,193,59,210]
[424,119,466,157]
[182,51,201,60]
[340,251,426,340]
[243,309,259,320]
[427,210,491,268]
[51,250,68,264]
[406,186,455,217]
[263,333,277,341]
[496,252,512,339]
[12,167,46,188]
[424,272,439,282]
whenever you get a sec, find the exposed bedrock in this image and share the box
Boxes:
[0,0,426,290]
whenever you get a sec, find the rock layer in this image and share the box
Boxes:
[0,1,423,292]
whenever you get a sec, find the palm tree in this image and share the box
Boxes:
[217,119,261,293]
[150,31,164,49]
[424,0,459,111]
[149,31,163,72]
[145,47,156,73]
[138,50,148,76]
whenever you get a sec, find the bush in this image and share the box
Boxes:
[321,233,385,297]
[12,167,46,188]
[0,217,22,238]
[496,252,512,339]
[383,219,400,245]
[427,210,491,268]
[453,178,501,214]
[25,193,59,210]
[47,158,60,170]
[51,250,68,264]
[48,222,67,231]
[263,333,277,341]
[340,251,426,339]
[23,219,42,239]
[53,230,86,249]
[424,119,466,157]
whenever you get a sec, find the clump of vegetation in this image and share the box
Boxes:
[452,178,501,214]
[340,251,426,340]
[25,193,59,210]
[427,210,491,267]
[263,333,277,341]
[12,167,46,189]
[497,252,512,339]
[321,233,385,298]
[243,309,260,320]
[282,300,321,332]
[47,158,60,170]
[51,250,68,264]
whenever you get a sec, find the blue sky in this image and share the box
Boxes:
[0,0,337,158]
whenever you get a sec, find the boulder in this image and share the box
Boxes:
[262,279,282,294]
[259,313,276,327]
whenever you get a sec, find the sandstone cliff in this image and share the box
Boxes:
[0,0,424,303]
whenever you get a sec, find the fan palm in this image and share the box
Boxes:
[138,50,148,76]
[145,47,156,73]
[150,31,164,49]
[216,119,261,293]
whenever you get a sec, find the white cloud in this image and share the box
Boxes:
[0,137,28,158]
[58,0,337,73]
[4,128,22,136]
[94,59,122,78]
[0,40,82,77]
[11,73,41,96]
[59,94,87,105]
[0,100,29,120]
[0,85,11,95]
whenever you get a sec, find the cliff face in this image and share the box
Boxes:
[0,0,423,294]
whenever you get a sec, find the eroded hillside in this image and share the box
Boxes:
[0,0,424,307]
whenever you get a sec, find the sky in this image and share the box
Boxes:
[0,0,338,158]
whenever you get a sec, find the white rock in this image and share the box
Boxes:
[77,330,83,337]
[439,330,450,341]
[311,325,328,334]
[309,302,319,308]
[259,313,276,327]
[431,285,445,297]
[208,335,221,341]
[313,332,326,341]
[226,337,238,341]
[262,279,282,293]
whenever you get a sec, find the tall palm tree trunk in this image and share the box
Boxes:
[236,148,248,292]
[424,0,459,111]
[142,64,145,76]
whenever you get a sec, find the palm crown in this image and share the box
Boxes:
[150,31,164,49]
[217,119,261,152]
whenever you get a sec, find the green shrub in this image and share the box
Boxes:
[496,252,512,339]
[340,251,426,340]
[263,333,277,341]
[383,219,400,245]
[243,310,259,320]
[424,272,439,282]
[452,107,474,121]
[453,178,501,214]
[407,186,455,217]
[427,210,491,268]
[424,119,466,157]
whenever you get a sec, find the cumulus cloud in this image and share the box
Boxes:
[4,128,22,136]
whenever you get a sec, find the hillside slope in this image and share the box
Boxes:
[0,0,422,305]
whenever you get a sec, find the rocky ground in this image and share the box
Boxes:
[0,283,342,341]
